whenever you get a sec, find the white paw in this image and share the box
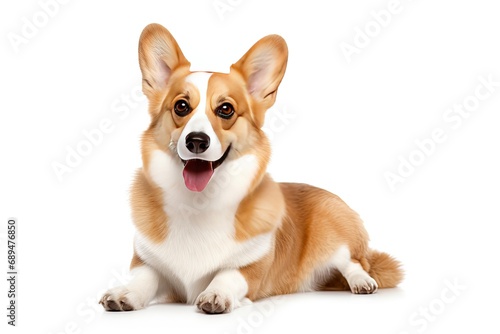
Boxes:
[348,274,378,294]
[99,286,145,311]
[196,289,236,314]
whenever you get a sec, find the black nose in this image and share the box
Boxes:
[185,132,210,154]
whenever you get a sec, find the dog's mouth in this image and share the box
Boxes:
[180,145,231,192]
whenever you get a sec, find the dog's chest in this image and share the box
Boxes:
[135,210,272,296]
[138,150,271,299]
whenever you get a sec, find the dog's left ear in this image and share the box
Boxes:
[231,35,288,125]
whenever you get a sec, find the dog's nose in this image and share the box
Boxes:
[185,132,210,154]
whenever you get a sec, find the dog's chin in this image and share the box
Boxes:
[180,145,231,192]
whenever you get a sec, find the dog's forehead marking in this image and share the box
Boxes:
[186,72,213,111]
[183,71,213,132]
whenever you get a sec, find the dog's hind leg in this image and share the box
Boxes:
[329,245,378,294]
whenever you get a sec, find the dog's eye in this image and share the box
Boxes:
[174,100,191,117]
[215,103,235,119]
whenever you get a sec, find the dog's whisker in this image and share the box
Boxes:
[169,139,177,152]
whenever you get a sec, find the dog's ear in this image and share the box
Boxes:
[138,24,190,99]
[231,35,288,125]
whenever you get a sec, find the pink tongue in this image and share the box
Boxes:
[182,159,214,192]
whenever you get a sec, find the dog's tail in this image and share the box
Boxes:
[366,249,403,288]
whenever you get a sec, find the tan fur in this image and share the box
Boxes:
[365,249,404,288]
[126,23,402,307]
[234,174,284,241]
[240,183,402,299]
[130,170,168,244]
[130,251,144,270]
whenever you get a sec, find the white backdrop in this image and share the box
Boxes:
[1,0,499,333]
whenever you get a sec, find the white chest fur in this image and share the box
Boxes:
[135,222,272,303]
[135,149,271,303]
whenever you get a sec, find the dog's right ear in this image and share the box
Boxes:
[138,24,190,99]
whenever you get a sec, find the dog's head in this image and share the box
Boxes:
[139,24,287,193]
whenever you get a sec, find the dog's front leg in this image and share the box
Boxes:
[195,269,250,314]
[100,264,160,311]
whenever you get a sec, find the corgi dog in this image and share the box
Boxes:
[100,23,403,314]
